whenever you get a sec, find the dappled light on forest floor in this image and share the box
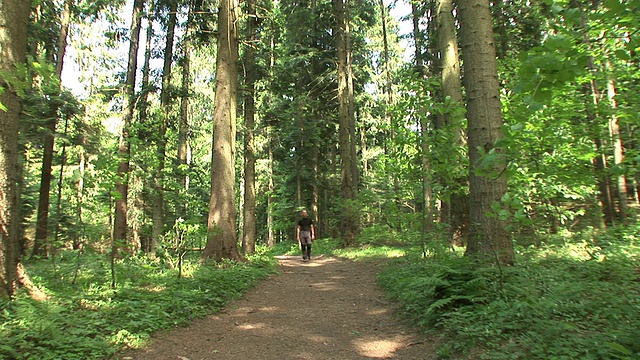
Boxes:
[354,337,411,358]
[235,322,268,330]
[118,255,436,359]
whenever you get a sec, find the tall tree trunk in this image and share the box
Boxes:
[345,0,358,199]
[436,0,467,242]
[267,128,275,247]
[379,0,395,169]
[458,0,514,265]
[591,133,615,226]
[311,145,320,237]
[242,0,257,255]
[626,128,640,206]
[295,101,303,208]
[178,3,194,192]
[53,116,70,251]
[335,0,357,246]
[266,25,276,248]
[135,0,155,253]
[202,0,243,262]
[75,115,87,250]
[1,0,48,301]
[114,0,145,256]
[606,65,628,224]
[310,0,321,237]
[33,0,73,257]
[409,1,436,236]
[572,1,615,227]
[152,0,178,252]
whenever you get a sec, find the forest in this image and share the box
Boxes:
[1,0,639,359]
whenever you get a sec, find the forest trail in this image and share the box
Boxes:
[117,255,436,360]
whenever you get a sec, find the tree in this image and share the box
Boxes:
[113,0,145,257]
[572,0,617,227]
[435,0,466,241]
[152,0,179,250]
[202,0,243,262]
[242,0,258,255]
[606,64,628,224]
[136,0,156,252]
[335,0,358,246]
[1,0,47,301]
[457,0,514,265]
[178,1,194,192]
[33,0,74,257]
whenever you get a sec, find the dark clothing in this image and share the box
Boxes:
[297,217,313,232]
[301,243,312,260]
[297,216,314,260]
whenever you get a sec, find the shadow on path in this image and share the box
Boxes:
[118,255,434,360]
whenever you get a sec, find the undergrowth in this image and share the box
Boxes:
[5,225,640,360]
[378,225,640,359]
[0,246,280,360]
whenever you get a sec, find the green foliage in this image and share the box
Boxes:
[0,251,277,360]
[379,225,640,359]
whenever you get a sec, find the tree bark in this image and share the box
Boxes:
[345,0,358,200]
[436,0,467,243]
[178,2,194,192]
[114,0,145,256]
[202,0,243,262]
[572,0,616,227]
[152,0,178,252]
[75,112,87,250]
[266,26,276,248]
[134,0,155,253]
[335,0,357,246]
[409,1,436,235]
[33,0,73,257]
[606,66,628,223]
[267,129,275,247]
[457,0,514,265]
[0,0,34,299]
[242,0,257,255]
[52,116,70,252]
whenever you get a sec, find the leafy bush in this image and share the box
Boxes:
[379,226,640,359]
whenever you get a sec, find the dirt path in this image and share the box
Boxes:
[118,255,435,360]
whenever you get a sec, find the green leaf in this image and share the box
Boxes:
[606,342,632,355]
[533,89,553,103]
[614,49,630,61]
[0,86,5,111]
[603,0,625,14]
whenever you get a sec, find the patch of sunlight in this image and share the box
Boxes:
[366,308,389,316]
[110,329,148,349]
[237,323,266,330]
[354,338,404,358]
[533,241,598,261]
[254,306,278,312]
[145,285,167,292]
[333,246,407,260]
[305,260,329,267]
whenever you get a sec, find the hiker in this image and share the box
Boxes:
[296,209,315,261]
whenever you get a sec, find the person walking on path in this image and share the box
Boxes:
[296,209,315,261]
